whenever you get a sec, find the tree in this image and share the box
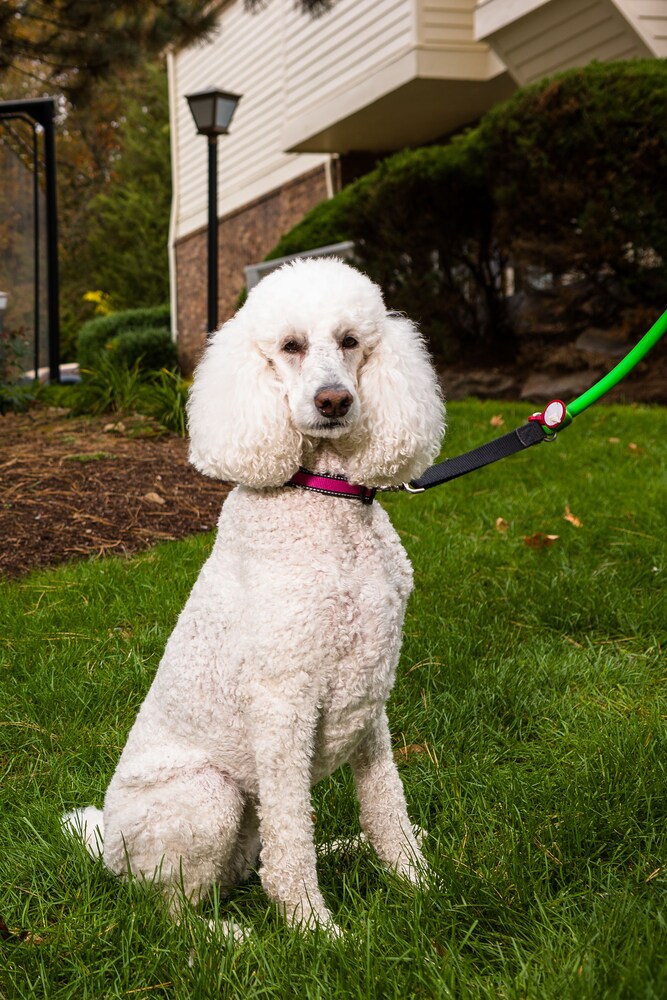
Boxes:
[0,0,336,357]
[245,0,335,13]
[85,64,172,312]
[0,1,221,104]
[0,0,335,103]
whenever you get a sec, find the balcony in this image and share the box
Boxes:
[282,0,515,153]
[475,0,666,86]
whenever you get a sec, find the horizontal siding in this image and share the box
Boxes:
[494,0,647,83]
[419,1,486,48]
[173,0,327,240]
[284,0,415,120]
[619,0,667,51]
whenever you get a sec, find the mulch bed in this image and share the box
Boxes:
[1,408,231,580]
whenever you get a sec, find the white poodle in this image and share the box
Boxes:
[64,257,445,936]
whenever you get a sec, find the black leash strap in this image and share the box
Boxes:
[407,420,550,492]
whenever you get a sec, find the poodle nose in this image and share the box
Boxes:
[314,386,353,419]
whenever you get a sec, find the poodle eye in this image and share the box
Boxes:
[341,335,359,350]
[282,339,305,355]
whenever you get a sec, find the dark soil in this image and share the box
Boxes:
[0,408,230,580]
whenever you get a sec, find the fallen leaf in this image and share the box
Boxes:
[608,437,620,444]
[563,504,583,528]
[141,492,165,506]
[0,916,44,945]
[490,414,505,428]
[103,421,125,434]
[524,532,560,549]
[495,517,509,533]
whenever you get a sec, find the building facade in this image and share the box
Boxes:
[168,0,666,371]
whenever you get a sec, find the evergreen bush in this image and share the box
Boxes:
[264,59,667,359]
[77,305,171,372]
[107,326,177,372]
[477,59,667,319]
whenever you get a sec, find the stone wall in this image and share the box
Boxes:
[174,164,329,373]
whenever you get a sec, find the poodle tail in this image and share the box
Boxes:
[62,806,104,859]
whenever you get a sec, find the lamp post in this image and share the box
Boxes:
[185,89,241,335]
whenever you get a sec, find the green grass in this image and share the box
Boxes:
[1,400,666,999]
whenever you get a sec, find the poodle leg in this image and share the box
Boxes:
[349,711,427,884]
[250,706,335,933]
[103,763,245,914]
[220,797,261,893]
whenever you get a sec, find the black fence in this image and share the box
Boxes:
[0,98,60,383]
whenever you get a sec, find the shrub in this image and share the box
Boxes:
[72,355,147,415]
[476,59,667,319]
[77,304,171,371]
[0,383,35,415]
[264,59,667,360]
[107,326,177,372]
[138,368,190,436]
[59,355,190,435]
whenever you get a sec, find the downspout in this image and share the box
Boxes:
[167,49,180,348]
[324,153,339,198]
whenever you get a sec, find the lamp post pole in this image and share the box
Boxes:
[207,135,219,334]
[185,89,241,338]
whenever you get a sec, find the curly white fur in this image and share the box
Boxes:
[64,258,445,935]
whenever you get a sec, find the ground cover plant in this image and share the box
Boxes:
[1,399,666,999]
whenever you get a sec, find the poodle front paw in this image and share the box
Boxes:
[283,898,340,938]
[391,838,430,886]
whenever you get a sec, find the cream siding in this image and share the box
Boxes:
[620,0,667,55]
[171,0,510,246]
[475,0,659,85]
[419,0,488,49]
[284,0,417,121]
[170,0,329,243]
[282,0,508,151]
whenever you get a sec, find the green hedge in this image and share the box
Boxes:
[107,326,177,372]
[265,60,667,359]
[77,305,172,372]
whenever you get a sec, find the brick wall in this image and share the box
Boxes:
[174,164,329,373]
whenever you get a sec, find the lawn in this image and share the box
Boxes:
[1,399,666,999]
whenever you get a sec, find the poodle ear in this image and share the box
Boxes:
[187,317,303,488]
[345,314,445,487]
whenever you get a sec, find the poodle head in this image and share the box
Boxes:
[187,257,445,488]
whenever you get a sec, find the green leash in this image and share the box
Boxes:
[406,308,667,493]
[560,306,667,429]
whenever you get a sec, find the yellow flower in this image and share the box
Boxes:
[83,290,113,316]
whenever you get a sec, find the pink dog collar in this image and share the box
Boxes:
[286,470,376,505]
